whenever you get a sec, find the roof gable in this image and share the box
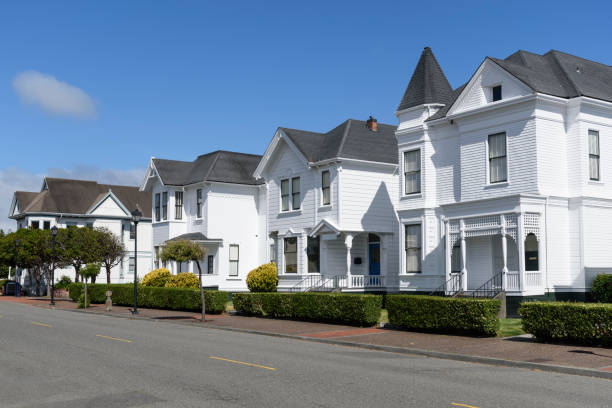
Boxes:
[87,191,130,217]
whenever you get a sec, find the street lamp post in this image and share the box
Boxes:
[50,226,58,306]
[131,208,142,315]
[15,239,20,297]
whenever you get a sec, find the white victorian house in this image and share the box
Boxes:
[140,150,267,291]
[394,47,612,308]
[9,177,152,284]
[254,117,399,292]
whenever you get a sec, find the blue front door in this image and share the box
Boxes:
[369,243,380,275]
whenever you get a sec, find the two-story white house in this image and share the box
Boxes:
[395,46,612,307]
[140,150,266,291]
[254,118,399,291]
[9,177,152,284]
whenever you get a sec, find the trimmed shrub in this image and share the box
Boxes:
[77,293,90,308]
[519,301,612,346]
[54,276,72,290]
[68,283,227,314]
[591,274,612,303]
[165,272,199,289]
[232,292,382,326]
[386,295,501,336]
[246,263,278,292]
[141,268,172,287]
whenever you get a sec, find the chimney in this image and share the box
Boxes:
[366,116,378,131]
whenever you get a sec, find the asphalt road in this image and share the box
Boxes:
[0,302,610,408]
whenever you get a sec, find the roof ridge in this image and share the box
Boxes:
[203,151,222,181]
[22,190,46,213]
[545,51,580,97]
[547,49,612,68]
[336,119,352,158]
[45,177,98,184]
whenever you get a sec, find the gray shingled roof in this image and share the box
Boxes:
[13,178,152,217]
[427,49,612,122]
[280,119,398,165]
[397,47,454,112]
[166,232,221,242]
[153,150,263,186]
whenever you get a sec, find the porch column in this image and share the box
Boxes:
[345,233,353,288]
[301,233,308,275]
[380,234,388,287]
[500,215,508,290]
[444,220,451,282]
[459,219,467,291]
[517,212,525,292]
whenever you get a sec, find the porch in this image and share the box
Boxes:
[438,212,544,296]
[277,222,391,292]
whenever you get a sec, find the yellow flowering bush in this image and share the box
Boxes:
[141,268,172,287]
[165,272,200,289]
[246,262,278,292]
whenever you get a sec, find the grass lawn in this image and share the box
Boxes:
[498,318,524,337]
[378,309,388,324]
[225,301,234,312]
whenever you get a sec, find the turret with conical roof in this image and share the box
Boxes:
[397,47,453,112]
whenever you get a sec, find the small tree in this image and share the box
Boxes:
[80,263,101,309]
[160,240,207,321]
[57,227,101,283]
[95,227,127,284]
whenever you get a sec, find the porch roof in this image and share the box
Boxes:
[166,232,222,244]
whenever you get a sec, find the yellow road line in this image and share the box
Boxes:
[96,334,132,343]
[209,356,276,371]
[31,321,52,328]
[451,403,480,408]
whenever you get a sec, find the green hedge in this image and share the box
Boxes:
[386,295,501,336]
[232,292,382,326]
[519,301,612,346]
[591,274,612,303]
[67,283,227,314]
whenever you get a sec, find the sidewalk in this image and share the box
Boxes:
[3,296,611,379]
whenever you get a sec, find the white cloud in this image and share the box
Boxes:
[12,71,96,118]
[0,166,145,233]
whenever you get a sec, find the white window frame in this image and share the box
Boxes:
[321,170,331,206]
[283,236,298,273]
[486,132,509,185]
[404,223,422,274]
[280,176,301,212]
[154,193,161,222]
[588,129,601,182]
[491,84,502,102]
[196,189,203,219]
[403,149,422,196]
[174,191,183,220]
[229,245,239,276]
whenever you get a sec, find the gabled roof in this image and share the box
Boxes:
[397,47,454,112]
[166,232,221,243]
[11,178,151,218]
[152,150,263,186]
[428,49,612,122]
[280,119,398,165]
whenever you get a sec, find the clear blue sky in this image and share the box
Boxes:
[1,0,611,230]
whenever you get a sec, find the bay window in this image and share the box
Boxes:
[405,224,421,273]
[284,237,297,273]
[404,150,421,194]
[589,130,600,181]
[321,170,331,205]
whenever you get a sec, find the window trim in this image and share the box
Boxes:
[321,170,331,206]
[207,255,214,275]
[162,192,168,221]
[588,129,601,182]
[174,191,183,220]
[154,193,161,222]
[404,223,422,274]
[283,236,298,273]
[492,84,502,102]
[487,132,508,184]
[196,189,203,219]
[307,236,320,273]
[229,245,239,276]
[280,176,301,212]
[403,149,422,196]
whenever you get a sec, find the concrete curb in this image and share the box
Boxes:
[32,305,612,381]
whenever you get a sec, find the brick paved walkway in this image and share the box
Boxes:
[3,296,611,374]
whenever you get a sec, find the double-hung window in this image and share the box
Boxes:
[488,132,507,183]
[155,193,161,221]
[196,189,203,218]
[307,236,320,273]
[129,223,135,240]
[31,221,39,229]
[280,177,301,211]
[321,170,331,205]
[207,255,214,274]
[404,150,421,194]
[175,192,183,220]
[162,192,168,220]
[284,237,297,273]
[229,245,239,276]
[405,224,421,273]
[43,221,51,230]
[589,130,600,181]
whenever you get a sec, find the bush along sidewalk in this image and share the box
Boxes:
[386,295,501,337]
[67,283,228,314]
[519,301,612,346]
[232,292,382,326]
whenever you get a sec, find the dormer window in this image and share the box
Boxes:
[492,85,502,102]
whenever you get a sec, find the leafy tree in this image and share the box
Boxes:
[57,226,101,283]
[79,263,101,309]
[160,240,207,321]
[94,227,127,284]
